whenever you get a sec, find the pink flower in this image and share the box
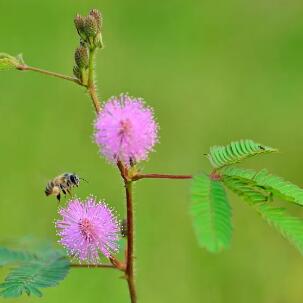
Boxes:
[94,94,158,166]
[55,197,120,263]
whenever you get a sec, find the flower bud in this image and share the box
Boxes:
[74,14,87,41]
[73,64,88,86]
[74,10,104,49]
[94,33,103,49]
[74,46,89,69]
[89,9,102,30]
[73,65,81,79]
[0,53,22,71]
[84,15,99,38]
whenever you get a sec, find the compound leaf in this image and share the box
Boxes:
[0,247,37,266]
[207,139,277,169]
[191,174,232,253]
[255,204,303,255]
[0,250,70,298]
[222,167,303,206]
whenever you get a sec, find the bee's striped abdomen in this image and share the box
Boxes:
[45,181,54,196]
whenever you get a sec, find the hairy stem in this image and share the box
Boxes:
[133,173,192,181]
[17,64,81,85]
[125,181,137,303]
[87,48,101,113]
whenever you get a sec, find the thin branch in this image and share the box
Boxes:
[17,64,82,85]
[133,173,192,181]
[70,263,115,269]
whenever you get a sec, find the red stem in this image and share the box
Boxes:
[70,264,115,269]
[124,180,136,303]
[133,173,192,181]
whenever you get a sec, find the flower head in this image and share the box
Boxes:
[94,94,158,166]
[56,197,120,263]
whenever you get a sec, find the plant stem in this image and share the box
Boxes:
[124,180,137,303]
[133,173,192,181]
[87,48,101,113]
[86,44,136,300]
[71,255,126,271]
[17,64,81,85]
[70,264,115,269]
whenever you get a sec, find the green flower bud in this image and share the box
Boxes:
[74,14,87,41]
[74,46,89,69]
[73,65,81,79]
[0,53,23,71]
[84,15,99,38]
[73,65,88,86]
[94,33,104,49]
[89,9,102,30]
[74,10,103,49]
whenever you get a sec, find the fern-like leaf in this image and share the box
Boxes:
[0,247,37,266]
[207,139,277,169]
[0,250,70,298]
[222,167,303,205]
[255,204,303,254]
[191,174,232,253]
[222,175,270,203]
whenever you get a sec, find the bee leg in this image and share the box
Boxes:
[60,184,67,196]
[56,193,61,202]
[66,188,72,196]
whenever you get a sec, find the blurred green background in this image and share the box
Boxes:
[1,0,303,302]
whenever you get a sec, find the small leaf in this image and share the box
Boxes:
[0,247,37,266]
[222,167,303,206]
[223,175,270,203]
[0,249,70,298]
[0,53,22,71]
[191,174,232,253]
[255,204,303,255]
[15,53,24,65]
[207,139,277,169]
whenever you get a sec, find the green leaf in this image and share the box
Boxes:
[255,204,303,254]
[191,174,232,253]
[0,247,37,266]
[222,167,303,205]
[0,53,22,71]
[0,250,70,298]
[207,139,277,169]
[222,175,271,203]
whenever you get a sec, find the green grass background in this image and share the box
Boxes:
[1,0,303,302]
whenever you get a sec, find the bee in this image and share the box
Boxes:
[120,219,128,238]
[45,173,85,202]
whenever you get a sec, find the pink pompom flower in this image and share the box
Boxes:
[55,197,120,263]
[94,94,158,166]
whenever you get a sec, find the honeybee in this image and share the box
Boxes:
[45,173,85,202]
[120,219,128,238]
